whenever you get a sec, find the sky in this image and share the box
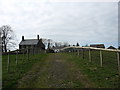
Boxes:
[0,0,119,49]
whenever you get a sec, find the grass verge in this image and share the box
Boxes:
[2,53,48,88]
[62,51,120,88]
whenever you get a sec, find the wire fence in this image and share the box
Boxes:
[2,48,45,73]
[61,46,120,75]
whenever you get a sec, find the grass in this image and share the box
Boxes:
[2,53,48,88]
[18,53,84,88]
[0,55,2,89]
[63,50,120,88]
[2,51,120,88]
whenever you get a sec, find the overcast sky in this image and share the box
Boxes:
[0,0,118,48]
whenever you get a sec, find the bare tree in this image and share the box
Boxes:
[47,39,53,49]
[55,42,62,47]
[63,42,69,47]
[42,38,48,49]
[0,25,16,52]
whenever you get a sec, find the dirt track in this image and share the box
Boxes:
[18,53,94,88]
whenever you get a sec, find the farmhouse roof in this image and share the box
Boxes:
[19,39,39,45]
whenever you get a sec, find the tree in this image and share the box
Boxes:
[42,38,48,49]
[63,42,69,47]
[47,39,53,49]
[76,42,79,46]
[0,25,16,52]
[55,42,62,48]
[84,44,89,47]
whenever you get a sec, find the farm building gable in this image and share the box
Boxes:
[107,46,116,49]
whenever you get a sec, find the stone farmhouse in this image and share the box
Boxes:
[19,35,45,51]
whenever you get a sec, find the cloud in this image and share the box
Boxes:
[0,0,118,48]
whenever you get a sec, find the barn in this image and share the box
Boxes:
[107,46,116,49]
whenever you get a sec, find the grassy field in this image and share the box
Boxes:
[2,50,120,88]
[2,53,48,88]
[0,55,2,89]
[63,50,120,88]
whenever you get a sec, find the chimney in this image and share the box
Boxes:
[37,35,39,40]
[22,36,24,41]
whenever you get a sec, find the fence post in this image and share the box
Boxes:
[27,48,29,60]
[77,49,79,56]
[16,50,18,65]
[33,48,34,56]
[72,49,74,55]
[79,49,81,57]
[82,48,84,59]
[89,49,91,62]
[73,49,75,55]
[73,49,74,55]
[23,49,25,62]
[117,52,120,75]
[7,51,10,73]
[100,50,103,67]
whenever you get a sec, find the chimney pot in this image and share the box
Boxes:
[37,35,39,40]
[22,36,24,41]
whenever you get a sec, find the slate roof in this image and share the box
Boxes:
[19,39,39,45]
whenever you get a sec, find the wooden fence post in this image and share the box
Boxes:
[75,49,76,55]
[73,49,75,55]
[16,50,18,65]
[73,49,74,55]
[82,49,84,59]
[79,49,81,57]
[89,49,91,62]
[33,48,34,56]
[100,50,103,67]
[27,48,29,60]
[7,52,10,73]
[117,52,120,75]
[23,49,25,62]
[77,49,79,56]
[72,49,73,54]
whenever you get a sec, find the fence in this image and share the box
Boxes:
[3,47,45,73]
[61,46,120,75]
